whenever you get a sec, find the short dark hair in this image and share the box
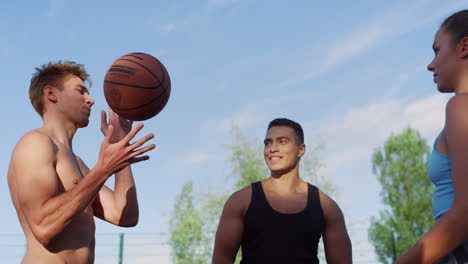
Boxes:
[267,118,304,145]
[441,9,468,45]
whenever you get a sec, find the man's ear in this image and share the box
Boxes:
[458,36,468,59]
[44,85,58,103]
[298,143,306,158]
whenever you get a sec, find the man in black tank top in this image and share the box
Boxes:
[212,118,352,264]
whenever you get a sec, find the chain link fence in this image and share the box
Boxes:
[0,229,379,263]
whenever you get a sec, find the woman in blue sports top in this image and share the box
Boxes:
[395,9,468,264]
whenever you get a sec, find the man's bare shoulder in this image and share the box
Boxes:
[13,129,56,153]
[224,185,253,216]
[10,130,57,175]
[228,185,252,204]
[317,189,345,224]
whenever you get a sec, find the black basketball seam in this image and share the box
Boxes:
[147,92,169,116]
[158,59,166,85]
[111,65,138,71]
[123,54,143,60]
[104,80,163,90]
[161,70,169,98]
[157,62,169,95]
[141,90,169,115]
[109,68,136,75]
[125,56,163,84]
[116,58,163,85]
[110,86,169,111]
[117,96,168,120]
[130,52,145,56]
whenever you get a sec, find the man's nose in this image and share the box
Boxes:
[86,94,95,106]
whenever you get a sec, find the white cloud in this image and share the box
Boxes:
[47,0,65,17]
[317,93,448,175]
[301,23,382,81]
[181,150,221,166]
[176,106,264,168]
[161,23,175,33]
[205,96,293,136]
[403,94,447,133]
[208,0,253,5]
[347,218,380,263]
[0,43,10,57]
[218,110,260,134]
[284,0,468,86]
[176,94,311,169]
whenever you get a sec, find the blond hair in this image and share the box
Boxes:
[29,61,91,116]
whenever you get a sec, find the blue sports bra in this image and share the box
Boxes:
[428,132,453,220]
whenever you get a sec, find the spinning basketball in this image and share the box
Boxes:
[103,52,171,121]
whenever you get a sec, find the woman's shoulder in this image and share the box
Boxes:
[447,93,468,106]
[446,94,468,114]
[444,94,468,137]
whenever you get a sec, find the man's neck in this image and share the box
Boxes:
[41,115,78,149]
[265,167,306,194]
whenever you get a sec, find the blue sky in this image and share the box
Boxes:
[1,0,467,263]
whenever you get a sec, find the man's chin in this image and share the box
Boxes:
[77,120,89,128]
[437,85,454,93]
[270,167,290,177]
[269,163,300,177]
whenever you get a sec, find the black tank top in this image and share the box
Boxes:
[240,181,325,264]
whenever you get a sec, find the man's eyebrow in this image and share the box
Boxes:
[78,84,89,93]
[264,136,290,143]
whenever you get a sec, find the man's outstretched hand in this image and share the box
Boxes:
[96,109,155,176]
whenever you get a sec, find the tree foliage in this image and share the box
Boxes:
[368,128,434,264]
[228,129,269,190]
[169,182,207,264]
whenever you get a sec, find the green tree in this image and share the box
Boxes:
[169,182,206,264]
[368,128,434,264]
[228,128,269,190]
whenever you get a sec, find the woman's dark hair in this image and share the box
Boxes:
[441,9,468,44]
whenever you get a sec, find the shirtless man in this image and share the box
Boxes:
[212,118,352,264]
[7,61,155,264]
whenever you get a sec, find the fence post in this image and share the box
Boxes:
[118,233,124,264]
[391,231,397,262]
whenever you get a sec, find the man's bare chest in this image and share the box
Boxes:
[264,191,309,214]
[54,148,85,192]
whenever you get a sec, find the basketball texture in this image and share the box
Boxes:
[103,52,171,121]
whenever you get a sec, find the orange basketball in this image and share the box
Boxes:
[103,52,171,121]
